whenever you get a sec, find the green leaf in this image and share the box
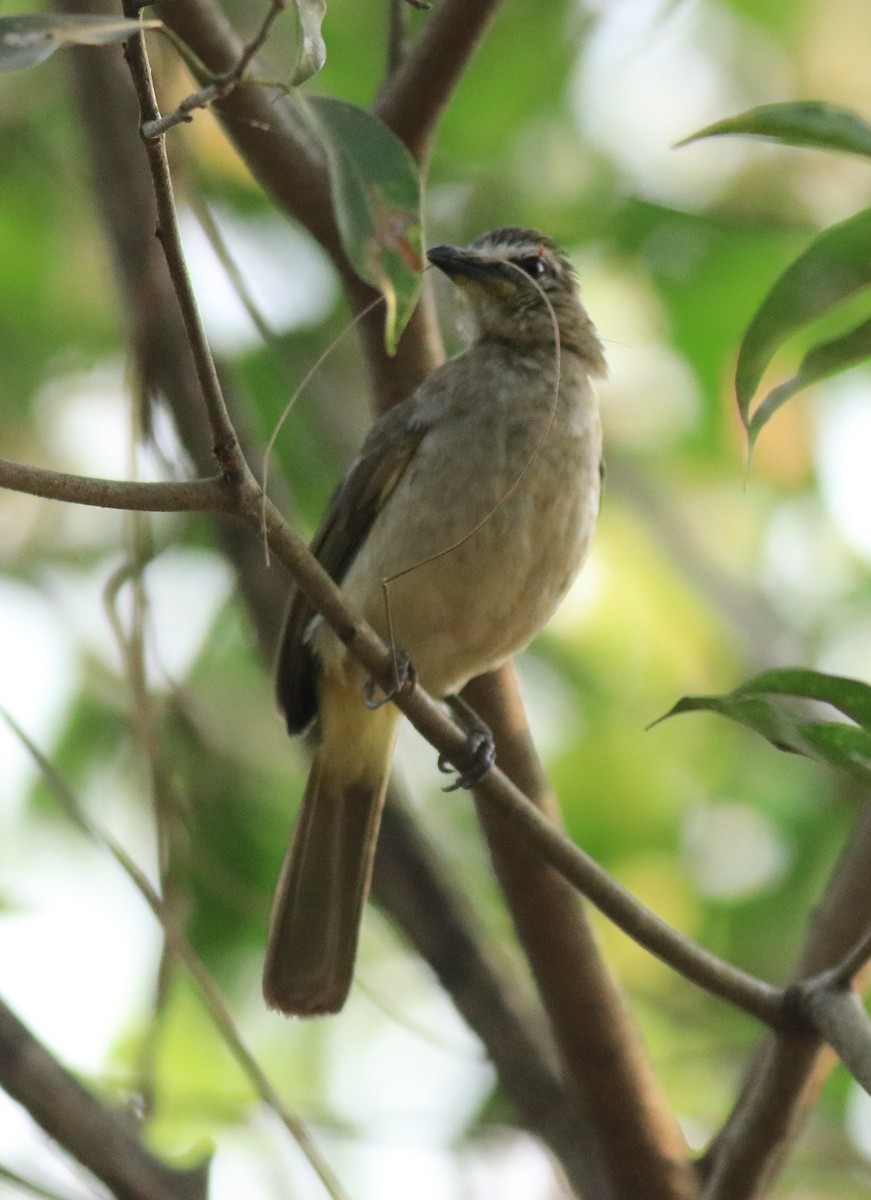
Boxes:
[306,96,423,354]
[290,0,326,85]
[736,668,871,727]
[734,207,871,445]
[654,668,871,784]
[0,13,160,73]
[749,316,871,436]
[677,101,871,159]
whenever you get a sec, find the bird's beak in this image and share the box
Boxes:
[427,244,512,284]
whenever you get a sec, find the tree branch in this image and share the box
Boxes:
[798,983,871,1095]
[5,710,348,1200]
[0,995,208,1200]
[0,459,232,513]
[141,0,288,139]
[58,10,291,661]
[374,0,504,162]
[701,795,871,1199]
[122,4,250,481]
[819,923,871,989]
[466,670,700,1200]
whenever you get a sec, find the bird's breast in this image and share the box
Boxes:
[318,353,602,699]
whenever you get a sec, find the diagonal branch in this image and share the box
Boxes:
[819,922,871,989]
[152,0,333,244]
[0,995,209,1200]
[252,487,785,1028]
[4,710,348,1200]
[799,983,871,1094]
[466,670,700,1200]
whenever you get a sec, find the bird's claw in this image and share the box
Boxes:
[438,730,495,791]
[438,695,496,791]
[362,648,417,709]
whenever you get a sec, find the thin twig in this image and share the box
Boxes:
[3,711,349,1200]
[213,0,286,80]
[103,530,182,1119]
[122,7,252,483]
[142,0,289,138]
[0,1161,88,1200]
[0,459,232,512]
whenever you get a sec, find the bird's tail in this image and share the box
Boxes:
[263,694,399,1016]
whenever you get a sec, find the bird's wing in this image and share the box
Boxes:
[276,398,430,734]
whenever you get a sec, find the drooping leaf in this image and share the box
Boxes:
[290,0,326,85]
[734,207,871,444]
[654,668,871,785]
[306,96,423,354]
[677,101,871,159]
[0,12,160,73]
[748,316,871,435]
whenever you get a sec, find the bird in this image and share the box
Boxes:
[264,226,606,1016]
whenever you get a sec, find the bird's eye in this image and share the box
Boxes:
[516,255,547,280]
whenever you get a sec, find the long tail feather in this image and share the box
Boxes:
[264,699,398,1016]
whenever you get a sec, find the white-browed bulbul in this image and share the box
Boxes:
[264,227,606,1016]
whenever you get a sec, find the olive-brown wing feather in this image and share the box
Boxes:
[275,402,428,734]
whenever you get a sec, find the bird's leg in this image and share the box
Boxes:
[362,646,417,709]
[438,694,496,792]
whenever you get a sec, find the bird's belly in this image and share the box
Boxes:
[333,452,599,697]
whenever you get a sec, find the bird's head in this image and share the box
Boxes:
[427,227,606,377]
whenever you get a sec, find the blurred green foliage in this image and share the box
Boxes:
[2,0,871,1196]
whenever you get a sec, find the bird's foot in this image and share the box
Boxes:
[363,647,417,709]
[438,695,496,792]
